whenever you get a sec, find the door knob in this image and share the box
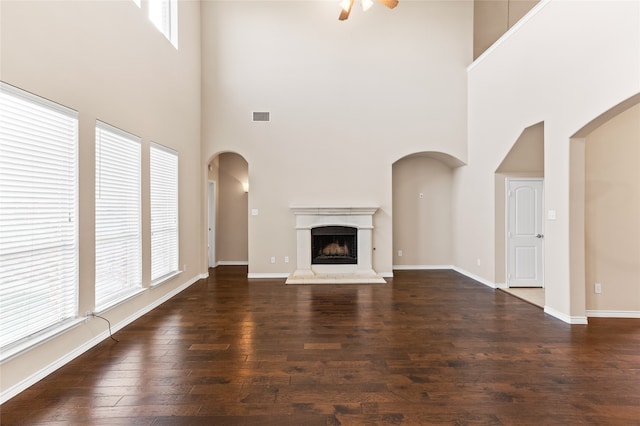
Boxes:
[536,234,544,238]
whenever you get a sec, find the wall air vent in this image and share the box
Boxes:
[252,111,270,122]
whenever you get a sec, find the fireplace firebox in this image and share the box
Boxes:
[311,226,357,265]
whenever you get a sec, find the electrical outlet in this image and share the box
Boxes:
[284,256,289,263]
[183,263,187,272]
[595,283,602,294]
[270,256,276,264]
[477,258,481,266]
[398,250,403,257]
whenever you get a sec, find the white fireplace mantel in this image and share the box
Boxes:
[286,206,386,284]
[290,206,379,217]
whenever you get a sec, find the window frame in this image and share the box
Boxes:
[0,82,79,358]
[94,121,142,312]
[150,142,180,285]
[149,0,178,48]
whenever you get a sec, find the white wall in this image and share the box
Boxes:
[0,0,202,400]
[464,0,640,322]
[201,0,472,277]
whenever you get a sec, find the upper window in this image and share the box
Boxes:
[150,143,179,283]
[95,121,141,310]
[149,0,178,48]
[0,82,78,351]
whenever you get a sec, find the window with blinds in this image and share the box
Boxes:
[149,0,178,48]
[0,82,78,351]
[150,143,179,283]
[95,121,141,311]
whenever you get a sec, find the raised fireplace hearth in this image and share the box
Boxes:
[286,206,386,284]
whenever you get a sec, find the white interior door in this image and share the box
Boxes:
[507,179,544,287]
[208,181,216,268]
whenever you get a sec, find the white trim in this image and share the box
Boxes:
[467,0,552,71]
[150,270,182,287]
[96,119,141,142]
[290,206,379,216]
[150,141,177,156]
[94,288,147,315]
[0,273,206,405]
[207,181,216,269]
[1,318,84,364]
[544,306,588,324]
[247,273,289,279]
[451,266,497,289]
[494,282,508,289]
[393,264,453,270]
[0,81,78,117]
[218,260,248,266]
[586,310,640,319]
[378,271,394,278]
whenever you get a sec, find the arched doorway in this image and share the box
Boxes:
[570,94,640,318]
[207,152,249,269]
[392,152,464,270]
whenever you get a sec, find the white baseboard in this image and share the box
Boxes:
[218,261,248,266]
[451,266,496,289]
[586,310,640,318]
[0,273,206,405]
[247,272,289,279]
[379,271,394,278]
[544,305,588,324]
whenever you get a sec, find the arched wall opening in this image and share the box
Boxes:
[207,152,249,268]
[392,152,464,269]
[570,94,640,317]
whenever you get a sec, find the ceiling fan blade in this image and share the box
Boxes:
[377,0,399,9]
[339,0,355,20]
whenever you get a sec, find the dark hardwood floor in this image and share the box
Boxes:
[2,266,639,425]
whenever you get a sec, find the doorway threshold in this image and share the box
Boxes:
[499,287,544,308]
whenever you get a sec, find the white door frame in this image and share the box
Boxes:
[506,178,544,288]
[208,181,216,268]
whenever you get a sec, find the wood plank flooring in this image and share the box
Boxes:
[2,266,639,425]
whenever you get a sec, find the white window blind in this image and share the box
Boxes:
[150,143,179,282]
[149,0,178,48]
[0,82,78,350]
[95,121,141,310]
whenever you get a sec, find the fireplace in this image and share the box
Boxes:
[312,226,357,265]
[286,206,386,284]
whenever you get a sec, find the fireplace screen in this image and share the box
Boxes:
[311,226,357,265]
